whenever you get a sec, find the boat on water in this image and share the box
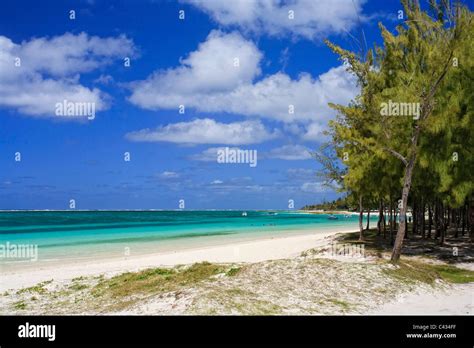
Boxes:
[327,215,338,220]
[242,212,247,216]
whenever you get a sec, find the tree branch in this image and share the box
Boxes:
[384,147,408,166]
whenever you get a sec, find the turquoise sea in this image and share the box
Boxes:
[0,211,376,266]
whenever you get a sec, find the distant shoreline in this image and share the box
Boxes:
[0,209,375,215]
[0,209,312,212]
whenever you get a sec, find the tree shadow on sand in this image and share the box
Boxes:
[338,228,474,264]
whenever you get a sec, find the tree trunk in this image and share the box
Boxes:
[377,199,383,236]
[448,207,451,232]
[469,200,474,243]
[421,199,425,239]
[404,212,408,239]
[440,202,446,246]
[366,210,370,230]
[454,208,458,238]
[413,199,417,235]
[389,200,394,245]
[359,196,364,241]
[428,204,432,239]
[391,156,417,262]
[461,203,466,236]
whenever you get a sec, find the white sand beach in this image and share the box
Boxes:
[1,226,472,315]
[0,227,352,292]
[368,283,473,315]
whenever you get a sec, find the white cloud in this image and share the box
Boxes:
[182,0,365,40]
[159,171,180,179]
[189,147,222,162]
[129,30,261,107]
[129,31,357,123]
[265,144,312,160]
[220,67,356,122]
[286,168,315,181]
[0,33,136,117]
[301,122,326,142]
[94,74,114,85]
[301,182,328,193]
[125,118,279,145]
[190,146,239,162]
[0,76,105,116]
[211,179,223,184]
[15,32,136,76]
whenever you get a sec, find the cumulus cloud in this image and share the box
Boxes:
[125,118,279,145]
[129,31,357,123]
[204,66,356,122]
[14,32,136,76]
[265,144,312,160]
[0,33,136,117]
[182,0,366,40]
[129,30,261,106]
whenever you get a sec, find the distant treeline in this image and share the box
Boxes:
[301,197,352,211]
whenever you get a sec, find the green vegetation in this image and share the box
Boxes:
[68,283,89,291]
[13,300,27,310]
[233,299,282,315]
[92,262,225,298]
[431,265,474,283]
[327,298,352,311]
[203,288,282,315]
[72,276,86,282]
[226,267,242,277]
[384,260,474,285]
[301,197,353,211]
[314,0,474,260]
[16,280,53,295]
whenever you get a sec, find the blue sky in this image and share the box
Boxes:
[0,0,458,210]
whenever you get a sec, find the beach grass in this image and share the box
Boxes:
[16,280,53,295]
[92,262,225,299]
[13,300,27,310]
[226,267,242,277]
[429,265,474,284]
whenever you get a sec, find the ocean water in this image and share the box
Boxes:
[0,211,375,266]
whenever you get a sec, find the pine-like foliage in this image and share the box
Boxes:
[317,0,473,261]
